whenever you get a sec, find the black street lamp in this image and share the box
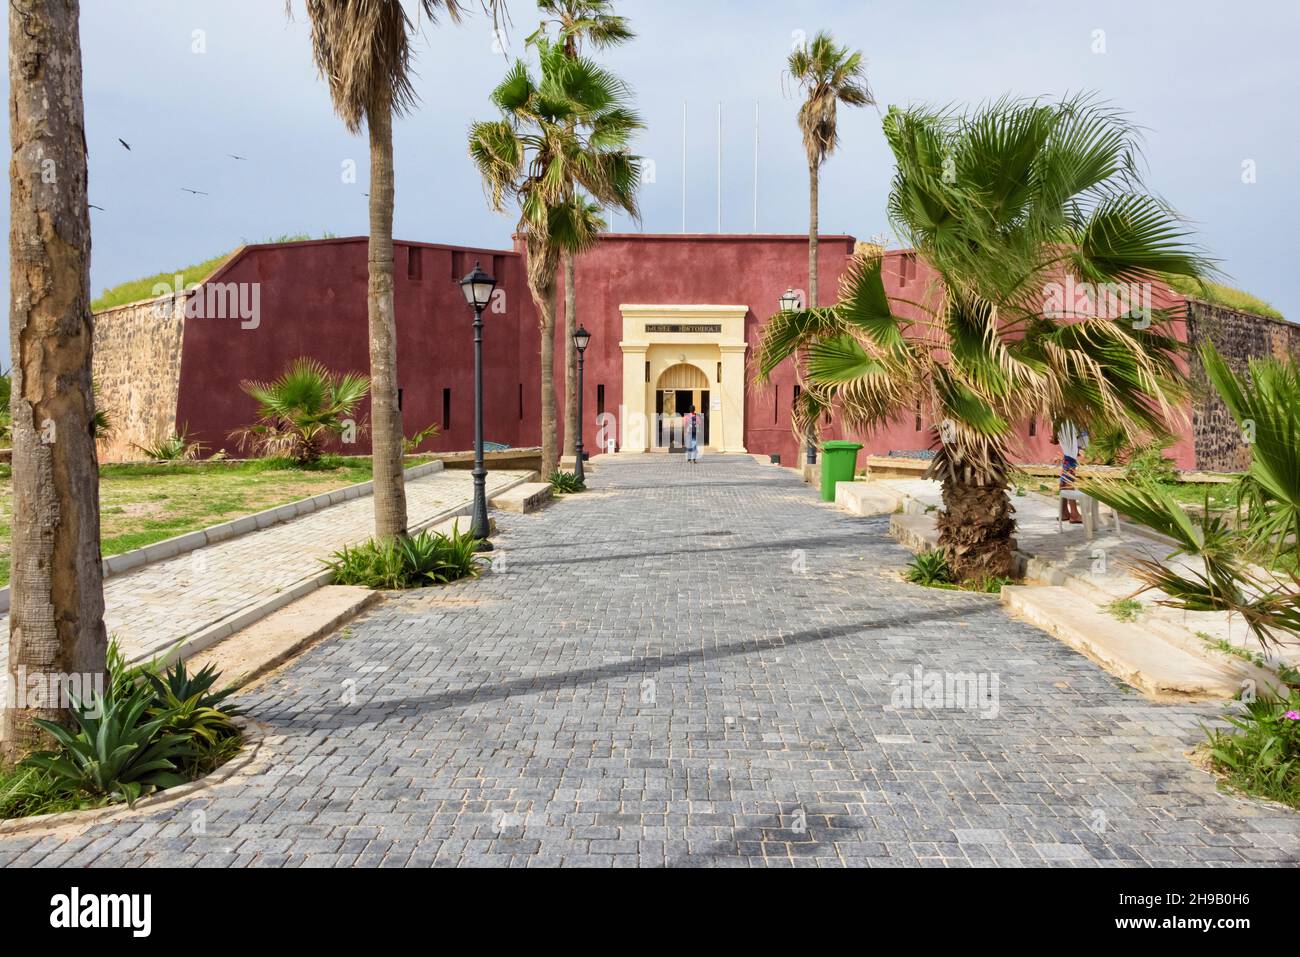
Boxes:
[459,260,496,551]
[778,290,816,467]
[572,324,592,485]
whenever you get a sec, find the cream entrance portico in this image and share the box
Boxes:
[617,305,748,454]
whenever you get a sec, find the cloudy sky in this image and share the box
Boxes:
[2,0,1297,331]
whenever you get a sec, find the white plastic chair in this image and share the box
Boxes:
[1058,489,1121,540]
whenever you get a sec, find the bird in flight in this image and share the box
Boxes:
[118,138,131,151]
[180,187,209,196]
[227,153,247,161]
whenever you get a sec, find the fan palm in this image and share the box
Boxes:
[757,94,1211,581]
[1080,344,1300,648]
[786,31,872,462]
[297,0,502,536]
[231,357,370,465]
[526,2,635,462]
[469,36,641,474]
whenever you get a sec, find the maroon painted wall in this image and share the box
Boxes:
[542,233,857,466]
[171,234,1197,469]
[174,238,532,458]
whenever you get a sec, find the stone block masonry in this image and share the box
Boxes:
[1186,299,1300,471]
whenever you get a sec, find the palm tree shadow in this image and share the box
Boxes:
[261,600,992,733]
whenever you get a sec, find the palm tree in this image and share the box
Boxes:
[298,0,499,538]
[757,95,1211,582]
[469,37,641,474]
[1081,344,1300,648]
[5,0,107,758]
[786,31,872,463]
[230,357,371,465]
[526,1,635,463]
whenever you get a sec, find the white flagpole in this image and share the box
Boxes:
[681,100,687,233]
[753,100,760,232]
[716,101,722,233]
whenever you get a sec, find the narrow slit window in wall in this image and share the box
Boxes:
[597,384,605,415]
[442,388,451,430]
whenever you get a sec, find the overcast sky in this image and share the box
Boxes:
[2,0,1297,336]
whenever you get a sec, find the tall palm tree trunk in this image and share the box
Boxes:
[4,0,107,758]
[562,253,578,459]
[799,159,821,468]
[936,469,1017,583]
[537,283,559,474]
[366,104,408,539]
[807,159,820,308]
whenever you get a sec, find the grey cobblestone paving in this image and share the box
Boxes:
[0,467,529,676]
[2,454,1295,867]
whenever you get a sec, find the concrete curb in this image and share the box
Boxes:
[131,471,536,669]
[0,460,446,614]
[0,716,268,837]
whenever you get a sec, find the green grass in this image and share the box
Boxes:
[1204,691,1300,809]
[92,233,341,313]
[0,455,433,586]
[0,763,91,819]
[1105,597,1144,622]
[1162,273,1284,320]
[91,250,236,312]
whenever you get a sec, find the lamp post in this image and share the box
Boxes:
[572,324,591,485]
[778,289,816,467]
[459,261,496,551]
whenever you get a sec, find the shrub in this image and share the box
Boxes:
[21,686,195,805]
[325,528,483,590]
[1205,692,1300,809]
[132,425,205,461]
[1123,439,1179,486]
[229,357,369,465]
[549,469,586,494]
[904,549,953,586]
[6,645,242,818]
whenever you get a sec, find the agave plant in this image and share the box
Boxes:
[548,469,586,494]
[757,94,1211,582]
[21,686,194,804]
[230,357,369,465]
[325,528,483,590]
[904,549,953,587]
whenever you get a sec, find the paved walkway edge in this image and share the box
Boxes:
[0,716,269,838]
[884,504,1277,701]
[133,471,536,668]
[0,460,447,614]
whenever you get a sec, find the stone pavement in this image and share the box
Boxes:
[1,455,1295,867]
[0,467,530,682]
[872,477,1299,671]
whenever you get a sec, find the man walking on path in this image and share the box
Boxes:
[683,406,703,464]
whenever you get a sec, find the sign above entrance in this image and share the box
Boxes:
[644,323,722,334]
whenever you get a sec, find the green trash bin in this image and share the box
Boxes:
[819,440,863,501]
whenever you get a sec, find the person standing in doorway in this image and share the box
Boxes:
[683,405,703,464]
